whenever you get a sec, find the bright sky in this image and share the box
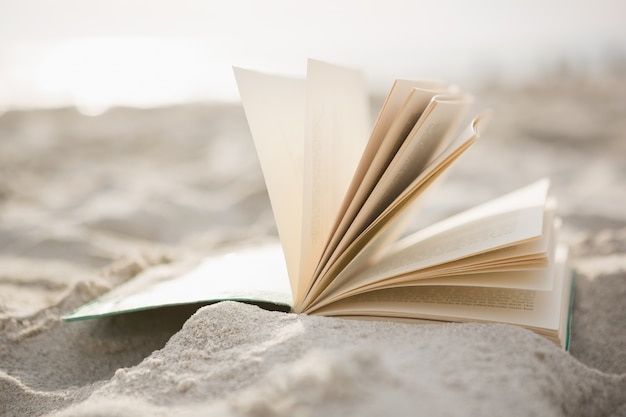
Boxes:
[1,0,625,114]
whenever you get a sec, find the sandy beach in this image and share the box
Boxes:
[1,70,625,416]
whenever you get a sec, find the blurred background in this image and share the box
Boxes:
[0,0,625,254]
[1,0,625,115]
[0,2,625,388]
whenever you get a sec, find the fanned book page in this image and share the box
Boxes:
[64,60,573,350]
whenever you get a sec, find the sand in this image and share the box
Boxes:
[1,71,625,416]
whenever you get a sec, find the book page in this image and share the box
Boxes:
[233,68,305,296]
[312,246,571,346]
[302,115,487,309]
[330,79,445,231]
[354,205,546,283]
[310,206,548,311]
[391,179,550,249]
[307,97,473,300]
[397,268,555,291]
[344,94,472,242]
[315,84,448,286]
[323,213,559,307]
[337,80,446,218]
[315,180,550,304]
[297,59,371,304]
[338,80,446,211]
[394,212,559,282]
[63,243,292,321]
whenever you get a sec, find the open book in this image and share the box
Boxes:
[64,60,574,349]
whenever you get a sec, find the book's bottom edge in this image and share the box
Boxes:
[565,269,577,352]
[62,298,293,322]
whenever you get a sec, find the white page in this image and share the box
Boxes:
[392,179,550,250]
[312,246,570,337]
[63,243,292,321]
[342,94,472,246]
[303,115,487,308]
[316,85,447,283]
[233,68,305,296]
[340,180,548,289]
[396,267,555,291]
[332,214,559,301]
[311,206,547,311]
[330,80,446,233]
[297,59,371,304]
